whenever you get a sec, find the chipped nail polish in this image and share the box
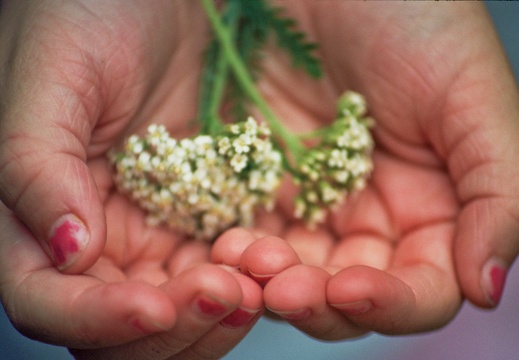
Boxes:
[220,307,260,328]
[481,257,508,306]
[196,296,229,316]
[48,214,89,270]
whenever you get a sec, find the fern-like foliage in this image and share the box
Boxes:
[198,0,323,132]
[267,6,322,78]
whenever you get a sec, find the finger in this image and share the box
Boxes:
[455,199,519,307]
[240,235,301,287]
[73,264,254,360]
[211,227,257,269]
[174,273,264,360]
[284,225,334,267]
[0,48,106,273]
[167,239,211,277]
[327,233,393,271]
[103,193,181,285]
[0,208,176,348]
[264,264,367,340]
[329,223,462,334]
[430,14,519,308]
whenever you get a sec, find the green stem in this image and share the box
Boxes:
[297,127,329,141]
[204,44,229,134]
[200,0,305,160]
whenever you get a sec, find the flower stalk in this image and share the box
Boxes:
[200,0,305,161]
[110,0,375,241]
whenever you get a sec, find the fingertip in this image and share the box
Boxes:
[454,200,519,308]
[45,212,105,274]
[478,256,509,308]
[327,266,385,305]
[457,252,513,309]
[327,266,417,333]
[0,119,106,274]
[264,264,329,315]
[211,228,257,268]
[220,273,264,329]
[165,263,245,309]
[46,214,89,269]
[240,235,300,287]
[263,265,366,340]
[230,272,264,309]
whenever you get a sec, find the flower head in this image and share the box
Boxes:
[111,117,283,241]
[293,91,374,227]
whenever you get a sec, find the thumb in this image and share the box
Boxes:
[0,76,106,274]
[455,198,519,308]
[452,90,519,307]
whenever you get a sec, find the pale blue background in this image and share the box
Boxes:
[1,2,518,359]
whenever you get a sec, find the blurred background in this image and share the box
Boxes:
[1,2,518,359]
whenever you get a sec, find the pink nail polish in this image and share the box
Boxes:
[220,307,260,328]
[481,258,508,306]
[48,214,89,269]
[197,296,229,316]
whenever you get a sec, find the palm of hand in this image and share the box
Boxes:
[0,2,262,358]
[213,0,516,339]
[1,0,517,357]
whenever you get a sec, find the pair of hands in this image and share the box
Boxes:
[1,1,519,359]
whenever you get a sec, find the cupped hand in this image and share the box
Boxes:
[0,0,207,273]
[0,200,263,358]
[0,0,262,357]
[212,0,519,340]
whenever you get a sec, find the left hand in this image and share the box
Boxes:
[212,158,461,340]
[211,0,519,340]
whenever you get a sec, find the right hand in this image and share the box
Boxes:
[0,1,262,357]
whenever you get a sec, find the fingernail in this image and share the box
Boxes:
[48,214,89,270]
[248,271,273,288]
[272,308,311,321]
[129,317,170,334]
[481,257,508,306]
[332,300,372,316]
[220,307,261,328]
[196,295,229,317]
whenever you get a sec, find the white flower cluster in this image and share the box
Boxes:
[111,117,283,241]
[294,91,374,226]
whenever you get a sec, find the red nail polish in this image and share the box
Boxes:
[48,215,89,269]
[197,296,228,316]
[482,258,508,306]
[220,308,259,328]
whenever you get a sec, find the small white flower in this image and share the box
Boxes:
[217,137,231,155]
[230,153,248,172]
[111,118,282,241]
[232,136,251,154]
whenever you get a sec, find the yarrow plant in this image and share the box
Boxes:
[293,92,374,226]
[111,0,375,241]
[111,118,283,240]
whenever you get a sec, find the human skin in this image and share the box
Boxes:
[0,1,263,358]
[0,0,518,356]
[212,0,519,339]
